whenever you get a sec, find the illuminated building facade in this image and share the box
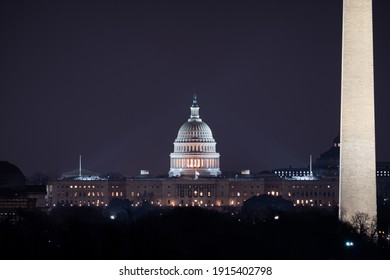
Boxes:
[46,169,126,207]
[169,95,221,178]
[45,97,388,211]
[48,170,339,209]
[47,98,342,209]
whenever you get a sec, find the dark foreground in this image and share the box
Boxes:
[1,202,390,259]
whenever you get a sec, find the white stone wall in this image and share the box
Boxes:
[339,0,377,220]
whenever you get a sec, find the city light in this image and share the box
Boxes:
[345,241,354,247]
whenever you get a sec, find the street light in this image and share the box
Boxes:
[345,241,354,247]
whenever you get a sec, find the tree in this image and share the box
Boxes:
[351,212,377,241]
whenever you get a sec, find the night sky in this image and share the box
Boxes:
[1,0,389,178]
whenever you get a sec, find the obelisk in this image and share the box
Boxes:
[339,0,376,221]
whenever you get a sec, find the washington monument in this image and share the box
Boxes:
[339,0,376,221]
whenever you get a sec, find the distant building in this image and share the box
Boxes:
[0,161,47,222]
[313,135,340,177]
[169,95,221,177]
[46,168,116,207]
[376,162,390,201]
[273,167,312,179]
[47,97,340,210]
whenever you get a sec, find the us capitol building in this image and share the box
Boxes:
[47,96,343,209]
[169,95,221,178]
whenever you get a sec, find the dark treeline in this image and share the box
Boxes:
[1,198,390,260]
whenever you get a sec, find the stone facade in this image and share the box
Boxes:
[339,0,377,221]
[47,176,338,209]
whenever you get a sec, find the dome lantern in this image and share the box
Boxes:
[189,94,200,120]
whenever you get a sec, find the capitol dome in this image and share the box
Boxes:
[176,119,215,143]
[169,95,221,178]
